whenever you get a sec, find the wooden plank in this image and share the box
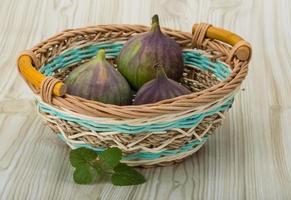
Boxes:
[0,0,290,199]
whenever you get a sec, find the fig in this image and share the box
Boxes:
[117,14,184,89]
[133,65,191,105]
[65,49,132,105]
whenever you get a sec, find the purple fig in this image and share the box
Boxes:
[65,49,132,105]
[133,65,191,105]
[117,14,184,90]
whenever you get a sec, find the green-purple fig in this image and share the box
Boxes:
[133,65,191,105]
[65,49,132,105]
[117,14,184,90]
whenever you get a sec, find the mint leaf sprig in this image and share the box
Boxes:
[69,147,146,186]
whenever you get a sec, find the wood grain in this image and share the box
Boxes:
[0,0,291,199]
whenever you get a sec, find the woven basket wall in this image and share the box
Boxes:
[17,23,251,167]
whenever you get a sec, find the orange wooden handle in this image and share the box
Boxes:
[17,55,66,96]
[192,24,251,61]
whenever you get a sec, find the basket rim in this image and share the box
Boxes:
[18,24,251,119]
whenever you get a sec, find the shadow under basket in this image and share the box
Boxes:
[17,23,251,167]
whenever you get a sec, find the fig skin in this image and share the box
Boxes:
[133,65,191,105]
[65,49,133,105]
[117,14,184,90]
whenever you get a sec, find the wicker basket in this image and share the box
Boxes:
[17,23,251,167]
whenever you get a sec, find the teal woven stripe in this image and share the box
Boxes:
[183,51,230,80]
[57,133,208,160]
[39,42,231,80]
[37,97,234,134]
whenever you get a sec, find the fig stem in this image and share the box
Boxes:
[96,49,106,62]
[151,14,161,32]
[154,64,167,78]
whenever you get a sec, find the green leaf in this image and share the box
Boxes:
[73,164,93,184]
[92,160,109,176]
[111,163,146,186]
[98,147,122,169]
[70,147,97,168]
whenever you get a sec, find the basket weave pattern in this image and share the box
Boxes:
[18,24,251,167]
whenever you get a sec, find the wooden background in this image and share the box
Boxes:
[0,0,290,199]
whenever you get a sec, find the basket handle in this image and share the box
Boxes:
[192,24,251,61]
[17,53,66,96]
